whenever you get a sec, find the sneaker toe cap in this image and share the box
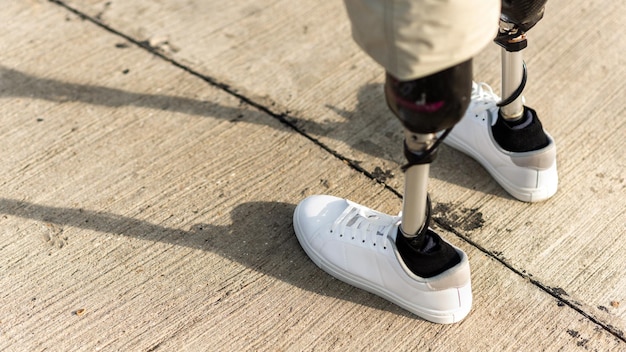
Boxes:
[293,195,348,236]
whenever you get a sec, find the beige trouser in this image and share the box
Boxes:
[344,0,501,80]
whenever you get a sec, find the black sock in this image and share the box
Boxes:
[395,228,461,278]
[492,107,549,152]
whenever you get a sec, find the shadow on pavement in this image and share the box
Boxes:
[0,197,414,319]
[0,65,504,199]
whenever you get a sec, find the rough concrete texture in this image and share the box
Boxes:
[0,0,624,351]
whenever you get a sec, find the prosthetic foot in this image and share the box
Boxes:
[293,61,474,323]
[444,0,558,202]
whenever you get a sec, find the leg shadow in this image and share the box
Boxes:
[0,198,412,317]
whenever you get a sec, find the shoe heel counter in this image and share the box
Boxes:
[510,140,556,170]
[426,252,471,290]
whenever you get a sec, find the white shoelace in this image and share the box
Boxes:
[471,81,528,116]
[469,82,499,117]
[330,204,400,249]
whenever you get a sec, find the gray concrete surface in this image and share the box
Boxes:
[0,0,624,351]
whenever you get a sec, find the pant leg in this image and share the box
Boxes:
[343,0,500,80]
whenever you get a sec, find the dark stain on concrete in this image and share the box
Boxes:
[371,167,394,183]
[433,202,484,232]
[550,286,569,298]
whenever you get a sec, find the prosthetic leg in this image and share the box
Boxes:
[292,60,475,324]
[443,0,557,202]
[385,60,473,277]
[496,0,548,120]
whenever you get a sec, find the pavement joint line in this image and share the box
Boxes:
[48,0,626,343]
[437,221,626,343]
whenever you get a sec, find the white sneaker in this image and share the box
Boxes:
[293,195,472,324]
[444,82,558,202]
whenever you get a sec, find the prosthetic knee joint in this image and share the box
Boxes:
[497,0,548,119]
[385,60,472,237]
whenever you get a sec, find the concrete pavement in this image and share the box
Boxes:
[1,0,624,350]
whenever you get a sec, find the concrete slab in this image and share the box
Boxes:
[0,0,624,351]
[57,0,626,340]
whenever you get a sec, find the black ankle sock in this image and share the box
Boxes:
[395,229,461,278]
[492,107,549,152]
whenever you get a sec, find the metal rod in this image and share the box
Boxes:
[501,48,525,119]
[401,163,430,237]
[400,131,436,237]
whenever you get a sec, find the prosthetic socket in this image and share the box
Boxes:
[500,0,547,43]
[385,60,472,237]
